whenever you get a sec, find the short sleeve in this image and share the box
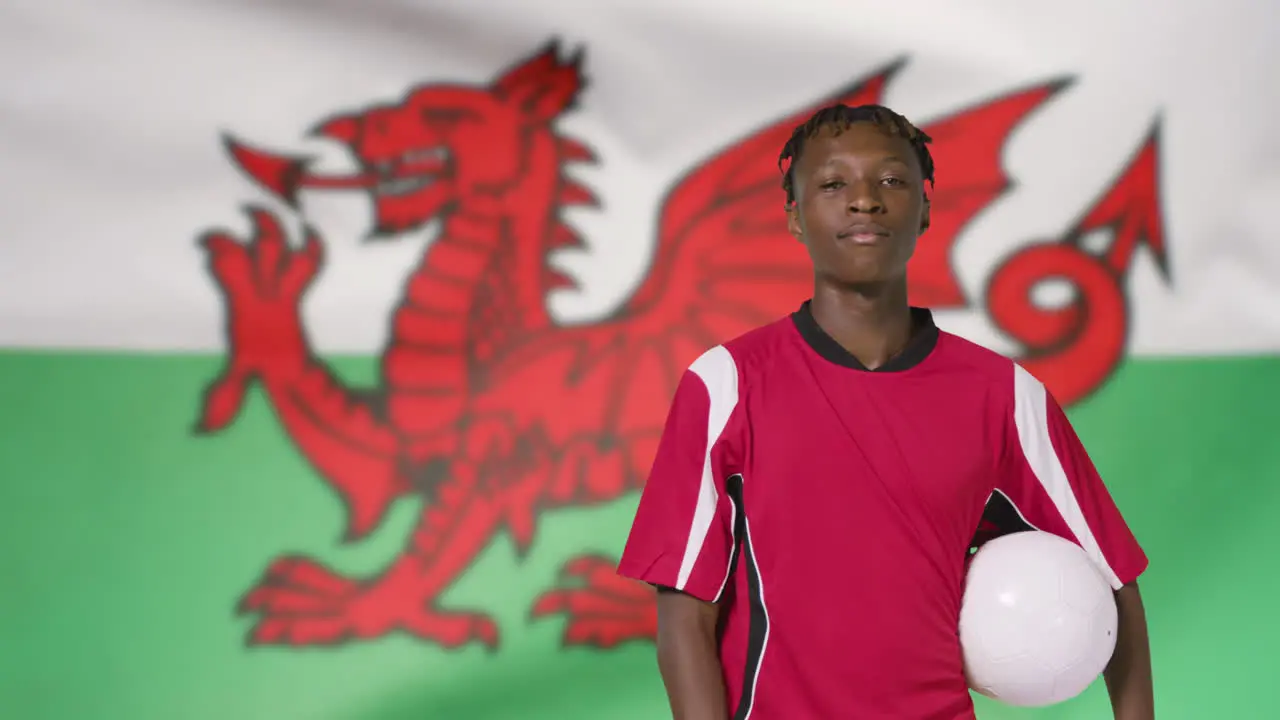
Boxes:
[616,347,741,603]
[994,364,1149,589]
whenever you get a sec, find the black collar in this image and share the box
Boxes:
[790,300,939,372]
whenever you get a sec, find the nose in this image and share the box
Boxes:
[847,179,884,214]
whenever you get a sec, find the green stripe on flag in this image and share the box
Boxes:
[3,353,1278,719]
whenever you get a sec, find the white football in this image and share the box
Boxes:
[959,530,1118,707]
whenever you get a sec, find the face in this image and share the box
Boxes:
[786,122,930,287]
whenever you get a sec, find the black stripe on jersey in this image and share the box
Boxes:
[967,488,1038,555]
[715,478,744,604]
[726,474,767,720]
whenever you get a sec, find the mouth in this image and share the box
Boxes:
[837,222,891,244]
[366,146,450,198]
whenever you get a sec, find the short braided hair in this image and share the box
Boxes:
[778,104,934,206]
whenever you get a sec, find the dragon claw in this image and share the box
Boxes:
[193,206,319,432]
[531,555,656,648]
[238,555,500,650]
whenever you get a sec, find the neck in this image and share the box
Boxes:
[809,276,915,371]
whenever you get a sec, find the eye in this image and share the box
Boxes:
[881,177,908,187]
[820,180,845,191]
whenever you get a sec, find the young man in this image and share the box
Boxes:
[616,105,1154,719]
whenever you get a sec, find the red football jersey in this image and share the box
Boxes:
[617,301,1148,719]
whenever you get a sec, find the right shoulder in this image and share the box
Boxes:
[686,313,794,398]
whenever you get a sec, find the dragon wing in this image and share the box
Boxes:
[908,79,1070,307]
[479,63,1068,464]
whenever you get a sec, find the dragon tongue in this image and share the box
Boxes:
[223,136,312,205]
[224,134,388,204]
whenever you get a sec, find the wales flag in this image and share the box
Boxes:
[5,1,1278,718]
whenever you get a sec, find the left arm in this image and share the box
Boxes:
[995,364,1153,718]
[1105,582,1154,720]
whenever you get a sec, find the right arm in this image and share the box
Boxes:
[656,587,727,720]
[615,354,742,720]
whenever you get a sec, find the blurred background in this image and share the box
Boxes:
[4,0,1279,718]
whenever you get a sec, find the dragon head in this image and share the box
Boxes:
[224,42,586,237]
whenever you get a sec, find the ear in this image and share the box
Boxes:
[493,43,586,123]
[919,195,931,233]
[786,202,804,243]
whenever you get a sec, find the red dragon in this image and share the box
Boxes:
[195,40,1168,650]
